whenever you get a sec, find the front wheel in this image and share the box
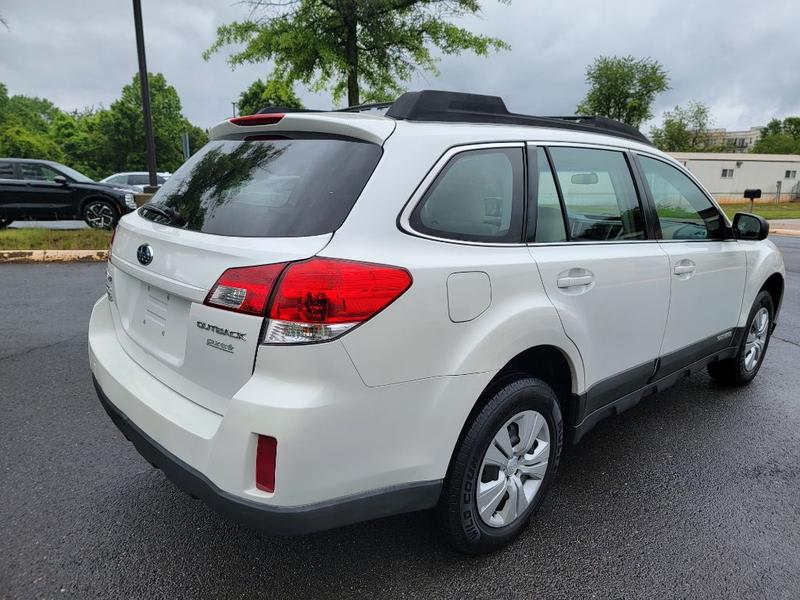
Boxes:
[708,290,774,386]
[83,199,118,229]
[0,218,13,229]
[438,377,563,554]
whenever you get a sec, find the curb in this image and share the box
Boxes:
[0,249,108,263]
[770,229,800,237]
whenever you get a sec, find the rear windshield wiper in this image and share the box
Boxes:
[140,204,186,226]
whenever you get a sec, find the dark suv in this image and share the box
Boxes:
[0,158,137,229]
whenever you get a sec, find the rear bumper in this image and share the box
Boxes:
[93,377,441,535]
[88,295,493,534]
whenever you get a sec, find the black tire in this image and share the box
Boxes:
[0,218,12,229]
[83,199,118,229]
[708,290,774,386]
[438,377,563,554]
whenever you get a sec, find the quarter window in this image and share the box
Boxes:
[547,147,645,241]
[411,148,524,243]
[530,147,567,243]
[639,155,724,240]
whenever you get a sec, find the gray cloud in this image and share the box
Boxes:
[1,0,798,132]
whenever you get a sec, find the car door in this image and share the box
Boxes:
[527,145,671,414]
[17,162,79,219]
[635,153,747,375]
[0,161,24,220]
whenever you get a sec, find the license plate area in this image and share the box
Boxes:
[125,280,191,367]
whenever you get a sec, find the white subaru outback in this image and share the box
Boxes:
[89,90,785,553]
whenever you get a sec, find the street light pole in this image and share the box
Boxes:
[132,0,158,190]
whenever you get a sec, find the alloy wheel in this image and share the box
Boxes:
[743,307,770,372]
[476,410,550,528]
[85,202,115,229]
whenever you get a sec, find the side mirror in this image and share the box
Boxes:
[732,212,769,241]
[53,175,68,185]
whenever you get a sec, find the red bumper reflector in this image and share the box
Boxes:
[256,435,277,493]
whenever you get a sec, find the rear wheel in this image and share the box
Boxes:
[438,377,563,554]
[0,218,12,229]
[708,290,774,386]
[83,199,118,229]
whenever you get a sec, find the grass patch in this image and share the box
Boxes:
[0,228,112,250]
[720,203,800,221]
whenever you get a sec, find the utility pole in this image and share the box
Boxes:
[132,0,158,191]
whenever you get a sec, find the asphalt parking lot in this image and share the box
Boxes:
[1,237,799,600]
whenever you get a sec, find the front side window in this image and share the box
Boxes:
[20,163,61,182]
[639,155,724,240]
[547,147,645,241]
[411,148,524,243]
[106,174,128,184]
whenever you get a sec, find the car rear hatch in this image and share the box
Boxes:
[106,113,393,415]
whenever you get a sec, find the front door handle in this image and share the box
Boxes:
[557,274,594,288]
[673,259,696,278]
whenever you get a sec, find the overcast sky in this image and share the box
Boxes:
[1,0,798,133]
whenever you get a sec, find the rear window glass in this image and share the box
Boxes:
[141,137,382,237]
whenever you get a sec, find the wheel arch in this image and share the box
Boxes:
[760,272,784,322]
[80,195,121,215]
[440,344,578,494]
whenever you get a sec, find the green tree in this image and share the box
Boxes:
[204,0,512,107]
[650,101,716,152]
[752,117,800,154]
[0,121,63,160]
[101,72,191,175]
[238,77,304,116]
[577,55,669,128]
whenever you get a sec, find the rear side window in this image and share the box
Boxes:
[129,174,149,185]
[142,137,382,237]
[411,148,524,243]
[0,162,14,179]
[548,147,645,241]
[638,155,724,240]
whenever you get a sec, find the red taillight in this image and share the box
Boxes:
[255,435,277,493]
[204,258,412,343]
[265,258,412,343]
[204,263,287,316]
[229,113,284,126]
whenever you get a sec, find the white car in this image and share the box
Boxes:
[89,91,785,553]
[101,171,171,193]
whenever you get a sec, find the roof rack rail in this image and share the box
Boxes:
[257,106,319,114]
[337,102,394,113]
[384,90,652,145]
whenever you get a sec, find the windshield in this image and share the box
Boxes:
[58,164,94,183]
[141,137,382,237]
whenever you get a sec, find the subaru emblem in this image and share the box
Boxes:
[137,244,154,266]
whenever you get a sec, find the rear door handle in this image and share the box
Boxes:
[557,274,594,288]
[673,260,696,276]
